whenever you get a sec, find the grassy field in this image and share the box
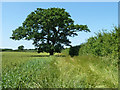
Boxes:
[1,51,118,88]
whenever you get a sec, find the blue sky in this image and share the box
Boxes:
[2,2,118,49]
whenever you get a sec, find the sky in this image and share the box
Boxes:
[1,2,118,49]
[1,0,120,2]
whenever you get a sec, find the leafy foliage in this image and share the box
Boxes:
[10,8,90,55]
[18,45,24,51]
[79,27,119,59]
[69,45,80,57]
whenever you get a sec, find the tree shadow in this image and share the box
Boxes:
[69,45,80,57]
[30,55,66,57]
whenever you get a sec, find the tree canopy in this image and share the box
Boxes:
[18,45,24,51]
[10,8,90,55]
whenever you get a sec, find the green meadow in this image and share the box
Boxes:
[2,3,119,88]
[2,51,118,88]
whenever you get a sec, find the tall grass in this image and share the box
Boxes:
[2,52,118,88]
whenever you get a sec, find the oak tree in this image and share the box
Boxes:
[11,8,90,55]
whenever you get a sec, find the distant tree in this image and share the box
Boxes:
[1,49,13,52]
[10,8,90,55]
[18,45,24,51]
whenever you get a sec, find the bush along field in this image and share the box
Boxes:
[79,26,119,59]
[2,27,118,88]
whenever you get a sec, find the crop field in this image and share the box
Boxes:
[1,52,118,88]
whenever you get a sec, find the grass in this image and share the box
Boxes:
[1,51,118,88]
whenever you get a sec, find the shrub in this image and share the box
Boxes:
[69,45,80,57]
